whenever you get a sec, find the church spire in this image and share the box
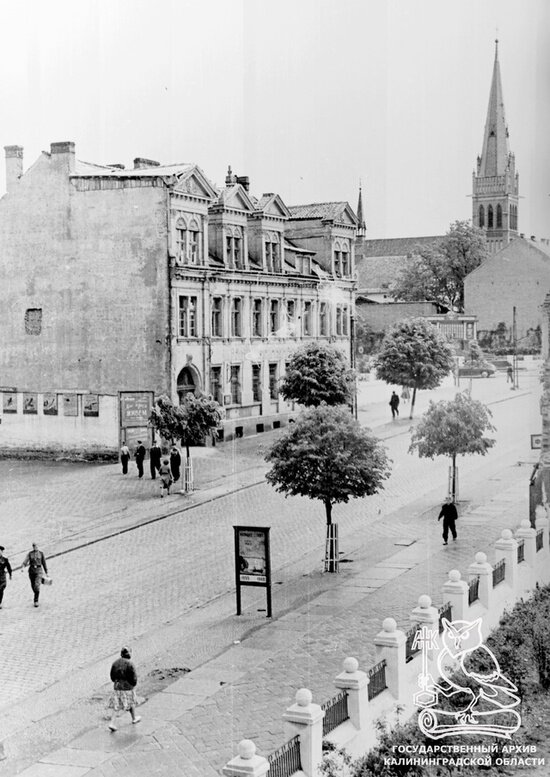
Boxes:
[356,181,366,238]
[478,39,510,178]
[472,40,519,254]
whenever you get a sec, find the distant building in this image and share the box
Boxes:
[464,237,550,341]
[0,144,356,454]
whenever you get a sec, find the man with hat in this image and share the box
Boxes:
[0,546,13,609]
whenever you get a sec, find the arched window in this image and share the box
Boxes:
[479,205,485,228]
[496,204,502,228]
[175,217,187,262]
[488,205,494,229]
[177,365,198,403]
[189,219,201,264]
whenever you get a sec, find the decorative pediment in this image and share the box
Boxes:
[337,203,359,226]
[173,165,218,200]
[217,185,256,213]
[256,193,291,219]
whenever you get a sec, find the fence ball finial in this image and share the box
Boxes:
[520,519,531,529]
[296,688,312,706]
[382,617,397,632]
[343,657,358,673]
[238,740,256,760]
[448,569,461,582]
[475,551,487,564]
[501,529,513,540]
[418,594,432,608]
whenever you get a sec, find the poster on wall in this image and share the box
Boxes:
[23,393,38,414]
[119,392,154,426]
[61,394,79,416]
[123,426,149,453]
[2,392,17,413]
[43,394,58,416]
[83,394,99,417]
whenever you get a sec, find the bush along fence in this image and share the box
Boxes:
[222,509,550,777]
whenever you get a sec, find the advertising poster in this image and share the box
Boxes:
[0,3,548,777]
[43,393,58,415]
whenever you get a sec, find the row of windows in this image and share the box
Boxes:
[209,363,283,406]
[178,296,350,339]
[478,203,518,231]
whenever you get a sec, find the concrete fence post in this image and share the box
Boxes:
[334,657,368,731]
[222,740,269,777]
[373,617,407,701]
[282,689,324,777]
[442,570,469,621]
[410,595,440,660]
[494,529,518,592]
[467,552,493,611]
[535,505,550,584]
[516,519,537,575]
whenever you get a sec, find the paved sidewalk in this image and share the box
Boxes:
[0,370,539,776]
[9,471,531,777]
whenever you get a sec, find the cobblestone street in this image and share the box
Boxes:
[0,372,541,775]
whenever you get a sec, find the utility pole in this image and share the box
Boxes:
[512,306,519,390]
[350,314,358,419]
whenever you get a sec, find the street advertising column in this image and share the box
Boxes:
[233,526,272,618]
[119,391,154,453]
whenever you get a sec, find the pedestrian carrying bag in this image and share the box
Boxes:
[41,576,53,586]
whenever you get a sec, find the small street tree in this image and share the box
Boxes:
[373,318,455,419]
[265,404,391,572]
[409,392,496,501]
[392,220,489,312]
[149,393,222,490]
[279,342,354,407]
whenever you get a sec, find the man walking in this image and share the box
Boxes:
[0,546,13,609]
[120,441,130,475]
[389,391,400,419]
[438,497,458,545]
[134,440,146,479]
[149,441,162,480]
[21,542,48,607]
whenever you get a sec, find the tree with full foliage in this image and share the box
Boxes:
[149,393,222,458]
[392,220,489,312]
[373,318,455,419]
[409,392,496,500]
[279,342,355,407]
[265,404,391,571]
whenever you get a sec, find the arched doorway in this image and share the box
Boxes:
[177,365,201,404]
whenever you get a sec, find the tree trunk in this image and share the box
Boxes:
[451,453,457,501]
[409,385,418,419]
[324,500,338,573]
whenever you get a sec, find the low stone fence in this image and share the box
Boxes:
[222,509,550,777]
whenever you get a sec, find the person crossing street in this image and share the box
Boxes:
[438,497,458,545]
[21,543,48,607]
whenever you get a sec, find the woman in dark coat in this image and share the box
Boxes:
[170,445,182,484]
[108,646,141,731]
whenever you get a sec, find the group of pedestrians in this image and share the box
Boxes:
[0,542,50,609]
[120,440,183,497]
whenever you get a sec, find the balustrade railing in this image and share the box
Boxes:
[368,659,387,701]
[492,559,506,587]
[267,735,301,777]
[405,625,421,663]
[468,576,480,605]
[321,690,349,736]
[438,602,452,632]
[536,529,544,552]
[517,539,525,564]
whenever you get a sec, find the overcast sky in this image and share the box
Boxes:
[0,0,548,239]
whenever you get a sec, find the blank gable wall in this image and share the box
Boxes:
[0,161,170,395]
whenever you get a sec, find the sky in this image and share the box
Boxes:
[0,0,548,239]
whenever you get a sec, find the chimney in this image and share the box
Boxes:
[4,145,23,193]
[225,165,237,186]
[50,141,75,173]
[133,157,160,169]
[531,235,536,241]
[236,175,250,192]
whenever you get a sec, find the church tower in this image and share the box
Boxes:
[472,40,519,253]
[356,182,366,239]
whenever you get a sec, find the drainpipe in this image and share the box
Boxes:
[165,184,173,400]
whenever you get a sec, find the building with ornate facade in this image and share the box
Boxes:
[0,143,356,453]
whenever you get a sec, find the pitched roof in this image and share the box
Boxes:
[356,255,413,291]
[287,202,355,222]
[357,235,443,258]
[466,237,550,280]
[74,160,195,178]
